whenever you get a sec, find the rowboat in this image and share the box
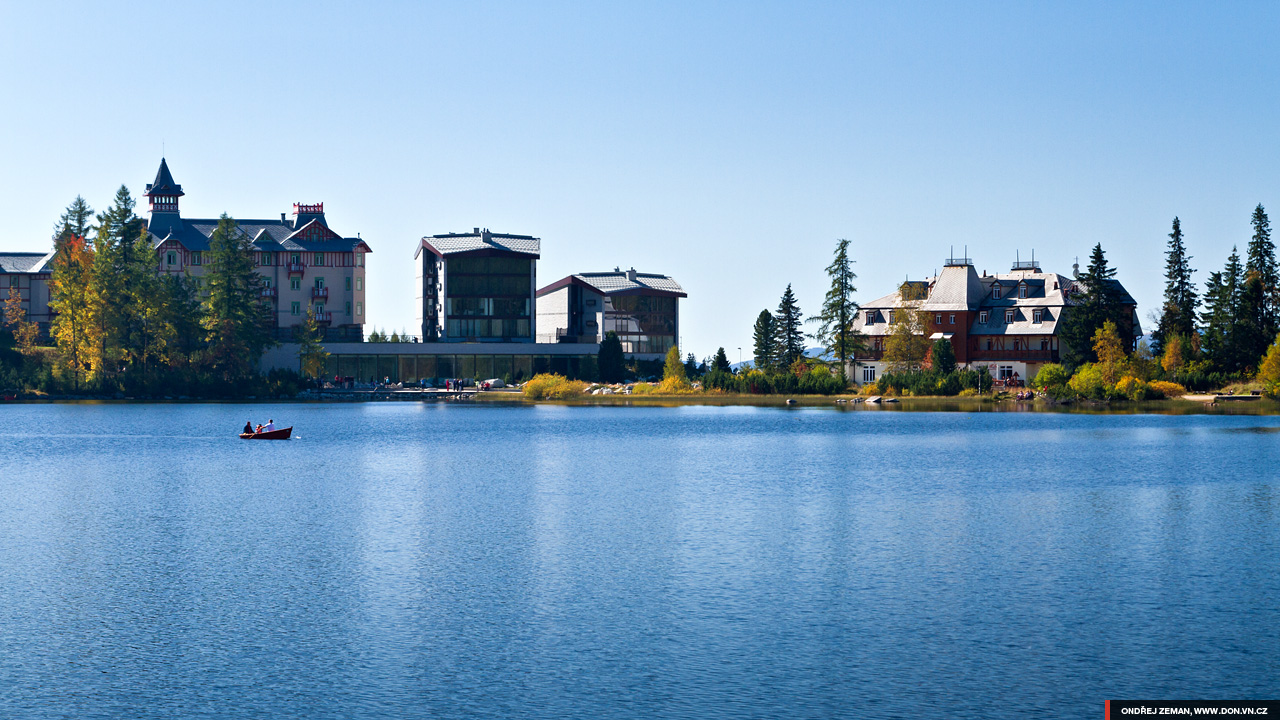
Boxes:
[239,427,293,440]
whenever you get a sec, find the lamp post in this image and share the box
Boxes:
[737,347,742,366]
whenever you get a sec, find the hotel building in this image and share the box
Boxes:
[536,268,685,361]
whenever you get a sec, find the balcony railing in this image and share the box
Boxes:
[311,286,328,299]
[288,262,306,275]
[260,287,277,298]
[969,349,1055,361]
[313,311,332,323]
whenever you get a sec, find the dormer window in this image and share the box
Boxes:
[1033,309,1043,324]
[166,251,177,266]
[191,251,202,266]
[1005,309,1015,323]
[992,285,1002,299]
[979,311,989,323]
[864,311,874,325]
[1018,284,1027,299]
[889,310,897,323]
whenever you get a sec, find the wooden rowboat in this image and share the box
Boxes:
[239,427,293,440]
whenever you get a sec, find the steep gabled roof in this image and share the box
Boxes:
[921,264,984,312]
[416,230,541,259]
[0,251,55,274]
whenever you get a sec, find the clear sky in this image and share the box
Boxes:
[2,1,1278,361]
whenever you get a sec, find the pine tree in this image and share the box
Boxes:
[684,352,699,378]
[1202,247,1251,373]
[712,347,731,372]
[1153,217,1197,354]
[201,214,272,383]
[751,309,776,370]
[1061,243,1128,368]
[597,331,625,383]
[296,305,330,378]
[1246,204,1278,335]
[88,186,147,380]
[808,238,861,378]
[774,284,804,368]
[56,195,94,243]
[49,231,95,388]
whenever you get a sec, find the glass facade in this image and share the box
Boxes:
[444,255,533,340]
[602,294,677,354]
[319,353,592,383]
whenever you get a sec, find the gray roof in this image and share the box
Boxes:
[921,264,985,312]
[150,216,367,253]
[0,251,54,274]
[575,270,685,296]
[418,230,541,258]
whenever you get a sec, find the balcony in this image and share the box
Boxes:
[311,286,328,299]
[287,262,306,275]
[968,349,1055,362]
[313,311,332,323]
[260,287,277,298]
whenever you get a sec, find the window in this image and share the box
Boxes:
[979,311,989,323]
[8,276,17,288]
[934,313,942,324]
[356,301,363,317]
[356,253,364,267]
[355,277,363,291]
[1018,284,1027,299]
[290,278,301,291]
[166,251,177,265]
[291,301,300,316]
[992,285,1002,299]
[1053,281,1059,290]
[1041,339,1049,350]
[889,310,897,323]
[315,277,325,289]
[1033,309,1043,323]
[949,314,955,325]
[864,311,874,325]
[999,365,1014,379]
[314,253,324,266]
[345,277,351,291]
[345,301,352,316]
[1004,309,1015,323]
[314,302,325,314]
[263,279,272,288]
[261,252,273,266]
[291,253,301,265]
[191,251,202,266]
[862,366,876,383]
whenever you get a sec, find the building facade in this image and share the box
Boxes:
[854,255,1140,385]
[414,229,539,342]
[535,268,685,361]
[145,159,372,341]
[0,251,56,339]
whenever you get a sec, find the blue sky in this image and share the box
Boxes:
[2,1,1278,360]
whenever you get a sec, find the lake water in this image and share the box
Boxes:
[0,403,1277,719]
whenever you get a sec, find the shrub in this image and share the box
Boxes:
[1033,364,1071,392]
[958,387,980,397]
[1068,364,1108,400]
[656,376,695,394]
[631,382,656,395]
[523,373,587,400]
[1115,375,1160,401]
[1148,380,1187,398]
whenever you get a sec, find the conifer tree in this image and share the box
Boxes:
[202,214,272,383]
[56,195,94,243]
[752,309,776,370]
[1246,204,1278,334]
[88,186,147,379]
[712,347,731,373]
[1061,243,1128,368]
[1153,217,1197,354]
[1202,247,1251,373]
[663,344,686,381]
[597,331,626,383]
[808,238,861,378]
[296,305,330,378]
[773,284,804,368]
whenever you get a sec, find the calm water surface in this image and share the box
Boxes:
[0,403,1277,719]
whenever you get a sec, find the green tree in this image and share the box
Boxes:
[883,306,931,372]
[1153,217,1198,354]
[49,231,95,388]
[88,185,148,380]
[932,337,957,374]
[201,214,272,383]
[752,309,776,370]
[1202,247,1251,373]
[1061,243,1128,368]
[296,305,330,378]
[56,195,94,243]
[1258,333,1280,390]
[684,352,699,378]
[773,284,804,367]
[1246,204,1278,340]
[597,331,626,383]
[663,344,687,382]
[808,238,862,378]
[1092,319,1128,387]
[3,285,38,353]
[712,347,731,373]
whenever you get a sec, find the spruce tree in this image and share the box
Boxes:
[752,309,776,370]
[88,186,147,380]
[202,214,272,383]
[808,238,861,378]
[1061,243,1127,368]
[56,195,94,243]
[1245,204,1278,349]
[712,347,731,373]
[774,284,804,368]
[1153,217,1197,354]
[597,331,625,383]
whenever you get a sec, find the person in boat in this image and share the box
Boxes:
[264,419,276,432]
[243,420,253,434]
[255,424,264,434]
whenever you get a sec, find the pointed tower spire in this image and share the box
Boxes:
[145,157,185,235]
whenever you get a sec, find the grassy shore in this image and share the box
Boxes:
[476,390,1280,414]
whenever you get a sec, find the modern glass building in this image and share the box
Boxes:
[415,229,539,342]
[536,268,685,360]
[262,342,601,383]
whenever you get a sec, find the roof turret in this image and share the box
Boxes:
[145,158,184,197]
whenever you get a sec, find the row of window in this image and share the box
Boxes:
[865,308,1048,325]
[445,318,532,339]
[316,354,595,384]
[287,300,362,317]
[165,251,366,268]
[446,297,531,318]
[265,276,363,292]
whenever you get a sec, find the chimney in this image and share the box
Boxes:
[281,213,287,224]
[473,227,480,234]
[626,267,637,282]
[481,228,491,243]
